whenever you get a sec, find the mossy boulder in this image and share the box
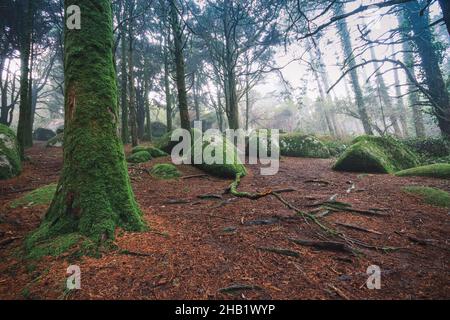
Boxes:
[151,122,167,138]
[10,184,57,208]
[395,163,450,179]
[150,163,181,179]
[280,133,331,158]
[33,128,56,141]
[333,135,419,173]
[155,128,202,154]
[247,129,280,157]
[127,150,152,163]
[46,133,64,147]
[403,186,450,208]
[192,134,247,178]
[131,145,168,158]
[0,124,22,180]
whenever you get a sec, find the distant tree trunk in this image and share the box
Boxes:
[144,57,152,140]
[0,60,11,125]
[438,0,450,35]
[193,73,200,121]
[136,87,145,139]
[127,0,138,146]
[334,4,373,135]
[392,46,409,137]
[163,48,172,132]
[169,0,190,131]
[368,45,402,137]
[245,75,250,131]
[29,0,145,248]
[399,14,425,138]
[17,0,34,157]
[120,21,129,143]
[404,1,450,136]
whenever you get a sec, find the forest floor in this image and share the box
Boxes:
[0,142,449,300]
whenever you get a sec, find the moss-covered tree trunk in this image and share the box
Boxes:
[169,0,191,131]
[127,0,138,147]
[334,3,373,135]
[120,18,129,144]
[144,55,152,140]
[17,0,34,158]
[29,0,145,248]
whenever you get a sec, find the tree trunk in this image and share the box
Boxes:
[368,45,402,137]
[169,0,190,131]
[438,0,450,35]
[127,0,138,146]
[334,4,373,135]
[29,0,145,248]
[193,73,200,121]
[120,21,129,143]
[144,57,152,140]
[17,0,34,158]
[392,46,409,137]
[404,1,450,136]
[163,46,172,132]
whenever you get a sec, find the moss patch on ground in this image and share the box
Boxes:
[0,123,22,180]
[333,135,419,173]
[403,186,450,208]
[280,133,331,158]
[150,163,181,179]
[395,163,450,179]
[127,151,152,163]
[131,146,168,158]
[10,184,57,208]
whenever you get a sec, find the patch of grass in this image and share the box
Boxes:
[10,184,57,208]
[395,163,450,179]
[403,186,450,208]
[150,163,181,179]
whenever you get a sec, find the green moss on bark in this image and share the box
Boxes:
[280,133,331,158]
[26,0,146,258]
[333,135,419,173]
[0,124,22,180]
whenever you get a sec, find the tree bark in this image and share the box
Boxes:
[29,0,145,248]
[127,0,138,146]
[334,3,373,135]
[17,0,34,158]
[169,0,191,131]
[120,18,129,143]
[438,0,450,35]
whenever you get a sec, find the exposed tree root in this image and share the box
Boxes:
[257,246,300,257]
[335,222,382,235]
[218,284,263,294]
[288,238,353,253]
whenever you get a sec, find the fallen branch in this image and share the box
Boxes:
[181,174,209,179]
[218,284,263,294]
[119,249,156,257]
[197,194,223,200]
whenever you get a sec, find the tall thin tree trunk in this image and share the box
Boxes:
[163,49,172,132]
[193,73,200,121]
[120,21,129,143]
[334,4,373,135]
[127,0,138,146]
[392,46,409,137]
[17,0,34,158]
[29,0,145,249]
[169,0,190,131]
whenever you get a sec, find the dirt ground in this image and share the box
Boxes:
[0,142,449,300]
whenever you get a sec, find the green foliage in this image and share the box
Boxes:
[402,137,450,164]
[280,133,331,158]
[46,133,63,148]
[131,146,168,158]
[317,135,350,157]
[0,123,22,180]
[10,184,57,208]
[333,135,420,173]
[150,163,181,179]
[127,151,152,163]
[192,135,247,178]
[403,186,450,208]
[395,163,450,179]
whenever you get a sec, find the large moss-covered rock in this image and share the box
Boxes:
[33,128,56,141]
[395,163,450,179]
[127,150,152,163]
[155,128,202,154]
[151,122,167,138]
[192,134,247,178]
[131,145,168,158]
[0,124,21,180]
[150,163,181,179]
[403,186,450,208]
[333,135,419,173]
[280,133,330,158]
